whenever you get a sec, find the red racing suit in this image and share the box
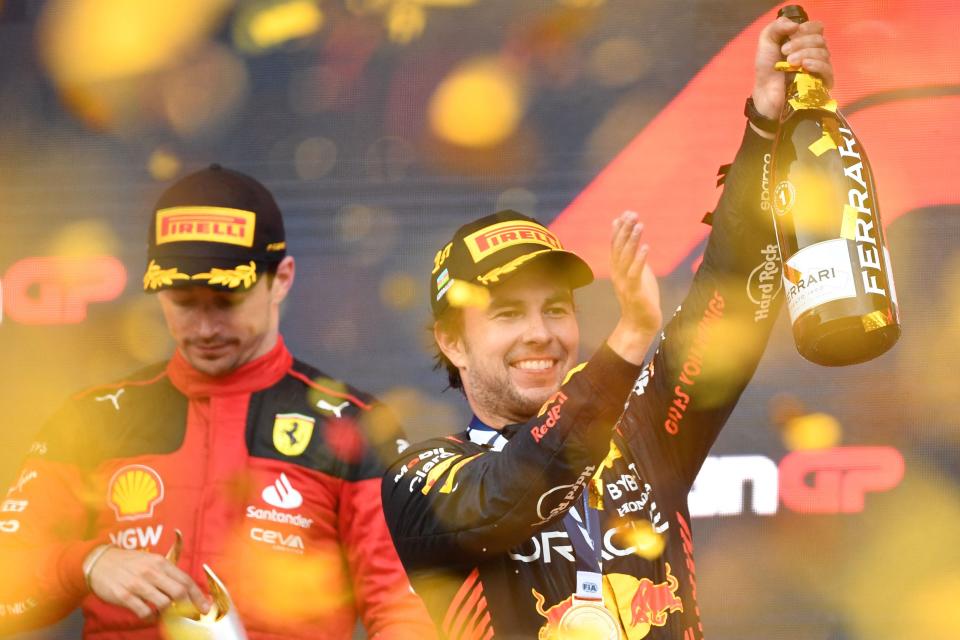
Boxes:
[0,337,436,639]
[382,125,782,639]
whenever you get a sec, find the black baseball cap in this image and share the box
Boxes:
[430,210,594,317]
[142,164,286,292]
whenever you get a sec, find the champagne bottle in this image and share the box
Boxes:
[770,4,900,366]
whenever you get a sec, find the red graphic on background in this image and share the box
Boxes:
[779,445,905,514]
[1,256,127,325]
[552,0,960,277]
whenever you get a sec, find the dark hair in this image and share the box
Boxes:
[263,260,281,288]
[431,308,465,393]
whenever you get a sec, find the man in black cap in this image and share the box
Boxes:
[381,14,834,639]
[0,165,436,639]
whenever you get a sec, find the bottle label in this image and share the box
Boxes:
[783,239,857,322]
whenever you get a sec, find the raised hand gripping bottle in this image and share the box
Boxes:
[770,4,900,366]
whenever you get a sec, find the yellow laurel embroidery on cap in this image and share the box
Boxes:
[476,249,551,285]
[143,259,191,290]
[191,261,258,289]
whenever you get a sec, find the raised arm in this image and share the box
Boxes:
[619,16,835,487]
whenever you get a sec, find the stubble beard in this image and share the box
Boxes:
[184,351,239,377]
[181,338,246,377]
[468,363,557,426]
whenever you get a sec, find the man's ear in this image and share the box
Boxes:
[270,256,295,303]
[434,319,468,369]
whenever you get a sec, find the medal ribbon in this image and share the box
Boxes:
[562,493,604,600]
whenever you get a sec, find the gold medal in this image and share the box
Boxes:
[557,598,621,640]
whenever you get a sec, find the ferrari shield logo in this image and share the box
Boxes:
[272,413,316,456]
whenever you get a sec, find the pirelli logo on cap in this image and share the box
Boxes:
[156,206,256,247]
[464,220,562,263]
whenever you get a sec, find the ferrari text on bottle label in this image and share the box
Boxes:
[783,239,857,321]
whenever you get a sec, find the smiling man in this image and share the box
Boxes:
[0,165,435,639]
[383,208,662,639]
[444,262,582,427]
[382,13,834,640]
[428,211,659,430]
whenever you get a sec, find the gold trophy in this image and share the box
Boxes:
[159,530,249,640]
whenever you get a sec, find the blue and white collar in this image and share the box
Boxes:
[466,415,509,452]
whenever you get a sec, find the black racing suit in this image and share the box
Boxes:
[382,125,782,639]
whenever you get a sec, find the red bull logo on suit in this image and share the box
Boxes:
[532,563,683,639]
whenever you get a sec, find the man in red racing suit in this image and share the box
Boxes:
[382,15,834,639]
[0,165,436,639]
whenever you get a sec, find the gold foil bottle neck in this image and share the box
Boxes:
[776,62,838,113]
[774,61,802,73]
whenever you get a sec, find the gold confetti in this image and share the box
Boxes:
[783,412,842,451]
[429,57,526,148]
[624,520,666,561]
[446,279,491,309]
[234,0,324,53]
[808,130,838,157]
[840,204,860,240]
[149,148,182,181]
